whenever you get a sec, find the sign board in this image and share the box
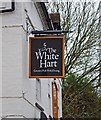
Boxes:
[29,36,64,78]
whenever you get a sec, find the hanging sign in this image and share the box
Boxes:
[29,36,64,78]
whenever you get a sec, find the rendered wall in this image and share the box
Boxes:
[1,1,62,119]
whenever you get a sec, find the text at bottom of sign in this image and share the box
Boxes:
[33,69,60,73]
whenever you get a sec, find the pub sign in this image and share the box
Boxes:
[29,36,64,78]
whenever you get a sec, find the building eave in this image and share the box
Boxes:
[34,2,53,30]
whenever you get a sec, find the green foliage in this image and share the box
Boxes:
[62,73,101,119]
[46,1,101,119]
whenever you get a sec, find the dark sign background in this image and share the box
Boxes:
[29,36,64,78]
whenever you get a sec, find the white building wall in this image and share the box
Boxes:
[1,1,62,119]
[0,2,2,118]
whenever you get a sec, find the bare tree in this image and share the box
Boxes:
[47,1,101,118]
[47,0,101,90]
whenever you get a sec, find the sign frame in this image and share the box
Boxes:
[29,36,64,78]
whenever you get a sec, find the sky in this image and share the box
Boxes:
[0,0,100,2]
[48,0,101,3]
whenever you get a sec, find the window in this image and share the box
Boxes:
[36,78,41,101]
[0,2,11,10]
[0,1,15,13]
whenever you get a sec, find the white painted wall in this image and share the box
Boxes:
[1,1,62,119]
[0,2,2,119]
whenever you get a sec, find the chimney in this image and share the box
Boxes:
[50,13,61,30]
